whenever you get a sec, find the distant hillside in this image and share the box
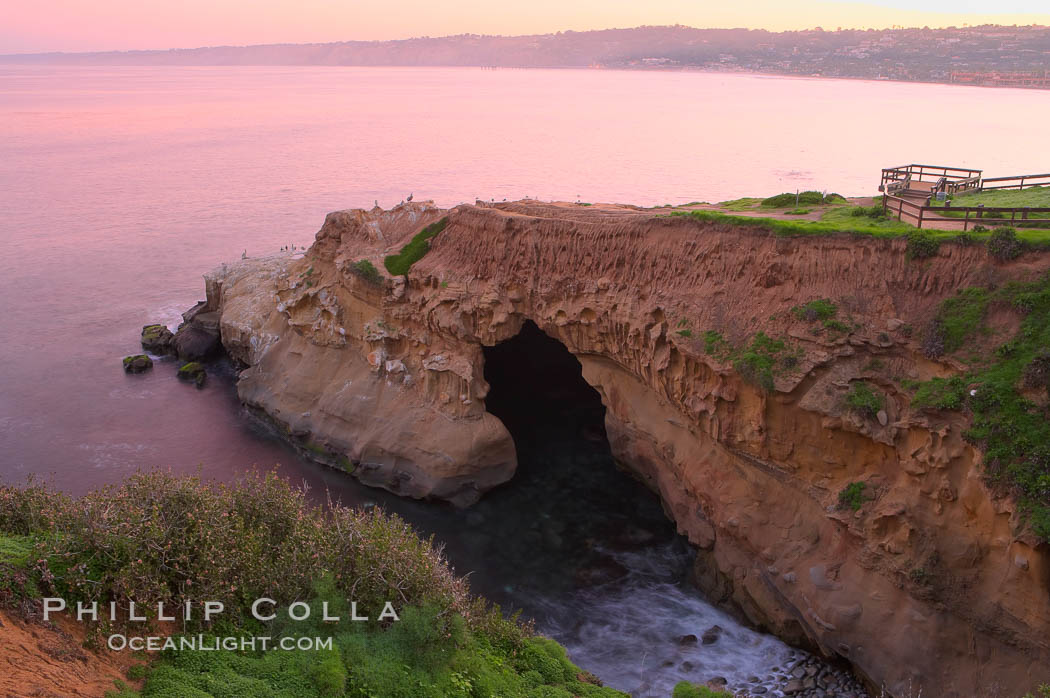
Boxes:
[3,24,1049,86]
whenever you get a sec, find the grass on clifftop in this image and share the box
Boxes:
[930,185,1050,220]
[384,217,448,276]
[0,472,625,698]
[673,208,1050,244]
[907,271,1050,541]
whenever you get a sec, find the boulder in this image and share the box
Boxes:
[701,625,723,645]
[122,354,153,373]
[173,323,221,362]
[140,324,174,354]
[176,362,206,387]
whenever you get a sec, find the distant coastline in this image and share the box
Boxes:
[3,24,1048,90]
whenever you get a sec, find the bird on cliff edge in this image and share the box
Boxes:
[407,193,413,202]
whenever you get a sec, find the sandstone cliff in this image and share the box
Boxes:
[199,200,1050,697]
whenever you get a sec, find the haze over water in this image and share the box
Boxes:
[2,65,1049,695]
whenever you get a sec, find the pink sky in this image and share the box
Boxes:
[3,0,1049,53]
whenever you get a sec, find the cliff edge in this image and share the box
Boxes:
[196,199,1050,696]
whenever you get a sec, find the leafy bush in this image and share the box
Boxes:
[987,226,1025,261]
[350,259,383,285]
[734,332,789,392]
[761,191,844,207]
[838,482,869,511]
[845,382,883,418]
[702,330,733,360]
[792,299,837,322]
[384,217,448,276]
[676,329,693,338]
[3,473,629,697]
[850,204,888,220]
[906,230,940,260]
[823,318,850,333]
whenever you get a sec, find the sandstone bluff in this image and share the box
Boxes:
[189,199,1050,697]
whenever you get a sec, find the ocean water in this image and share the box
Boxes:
[2,65,1049,694]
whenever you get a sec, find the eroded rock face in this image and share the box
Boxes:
[199,199,1050,696]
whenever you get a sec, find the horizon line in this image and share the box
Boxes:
[3,21,1048,58]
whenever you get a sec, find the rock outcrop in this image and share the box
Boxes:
[195,199,1050,696]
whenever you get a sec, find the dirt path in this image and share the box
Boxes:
[0,611,141,698]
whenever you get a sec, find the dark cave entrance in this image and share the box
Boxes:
[482,320,610,470]
[473,319,683,597]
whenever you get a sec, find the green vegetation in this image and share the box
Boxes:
[350,259,384,285]
[785,208,811,215]
[672,209,916,238]
[987,227,1026,260]
[930,185,1050,220]
[911,376,968,411]
[907,272,1050,540]
[717,197,763,211]
[141,325,169,343]
[176,362,205,386]
[923,287,990,357]
[845,381,884,419]
[122,355,153,373]
[734,332,794,392]
[384,217,449,276]
[672,682,733,698]
[121,603,620,698]
[676,329,693,338]
[0,534,39,598]
[838,482,869,511]
[823,319,851,333]
[695,331,800,391]
[905,230,940,260]
[760,191,845,208]
[1022,684,1050,698]
[0,472,625,698]
[793,299,838,322]
[850,204,889,220]
[673,209,1050,244]
[701,330,733,360]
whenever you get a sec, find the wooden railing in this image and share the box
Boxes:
[883,194,1050,231]
[981,173,1050,191]
[880,164,983,192]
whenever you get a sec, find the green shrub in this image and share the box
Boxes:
[912,376,968,410]
[734,332,788,392]
[987,227,1025,261]
[1,473,630,698]
[672,682,732,698]
[906,230,940,260]
[839,482,869,511]
[845,381,883,418]
[676,329,693,338]
[792,299,837,322]
[761,191,844,207]
[702,330,733,360]
[823,318,850,333]
[350,259,384,285]
[849,204,888,220]
[384,217,448,276]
